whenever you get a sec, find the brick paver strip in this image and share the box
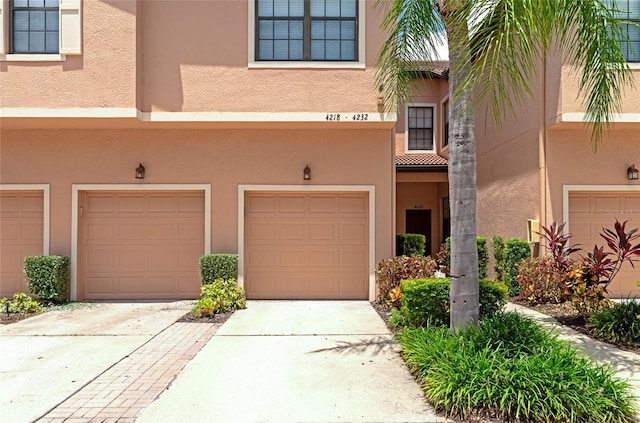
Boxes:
[36,322,220,423]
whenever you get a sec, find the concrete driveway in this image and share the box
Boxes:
[0,301,192,423]
[137,301,444,423]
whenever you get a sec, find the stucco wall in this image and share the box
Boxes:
[0,127,394,261]
[0,0,137,108]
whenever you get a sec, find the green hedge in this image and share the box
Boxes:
[399,278,508,327]
[504,239,531,296]
[23,256,70,304]
[200,254,238,284]
[396,233,426,257]
[444,237,490,278]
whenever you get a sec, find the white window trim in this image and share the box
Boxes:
[562,184,640,237]
[405,103,437,154]
[1,54,66,62]
[0,184,50,256]
[70,184,212,301]
[237,184,376,301]
[247,0,366,69]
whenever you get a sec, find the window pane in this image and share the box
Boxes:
[14,0,29,7]
[29,0,45,7]
[274,20,289,39]
[274,39,289,59]
[311,40,324,59]
[44,0,59,7]
[341,21,355,40]
[273,0,289,16]
[13,32,29,53]
[325,21,340,39]
[258,40,274,59]
[341,40,355,60]
[341,0,356,17]
[290,20,303,39]
[289,40,303,59]
[29,31,45,52]
[325,40,340,59]
[259,20,274,39]
[310,0,325,17]
[30,11,46,31]
[630,0,640,18]
[289,0,304,17]
[14,11,30,31]
[46,10,58,30]
[325,0,340,17]
[311,21,324,39]
[258,0,274,17]
[45,31,58,52]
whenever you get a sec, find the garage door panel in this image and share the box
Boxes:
[569,191,640,297]
[80,191,204,300]
[245,191,368,300]
[0,191,45,297]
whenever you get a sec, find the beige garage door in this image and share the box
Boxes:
[569,191,640,297]
[0,191,44,297]
[79,191,204,300]
[245,192,369,300]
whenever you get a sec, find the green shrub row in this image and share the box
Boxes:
[443,237,489,279]
[396,312,637,422]
[503,239,531,296]
[192,278,247,316]
[375,256,437,306]
[396,233,426,257]
[23,256,70,304]
[200,254,238,283]
[396,278,508,327]
[589,300,640,345]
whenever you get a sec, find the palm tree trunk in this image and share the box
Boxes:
[445,14,479,330]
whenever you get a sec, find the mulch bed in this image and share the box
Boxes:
[0,312,39,325]
[176,310,235,324]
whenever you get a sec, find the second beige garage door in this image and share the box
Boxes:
[245,192,369,300]
[569,191,640,297]
[78,191,204,300]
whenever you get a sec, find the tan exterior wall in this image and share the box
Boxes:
[0,0,137,108]
[0,126,394,264]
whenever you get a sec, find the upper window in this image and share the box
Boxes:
[10,0,59,54]
[407,106,435,151]
[442,100,449,148]
[256,0,358,61]
[608,0,640,62]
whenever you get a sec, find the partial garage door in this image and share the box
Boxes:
[569,191,640,297]
[0,191,44,297]
[79,191,204,300]
[245,192,369,299]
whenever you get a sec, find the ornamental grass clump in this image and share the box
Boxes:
[396,312,637,422]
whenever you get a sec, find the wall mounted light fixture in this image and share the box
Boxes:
[135,163,145,179]
[303,165,311,181]
[628,164,638,180]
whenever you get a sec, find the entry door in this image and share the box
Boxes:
[406,209,431,255]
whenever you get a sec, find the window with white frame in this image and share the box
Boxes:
[255,0,358,61]
[0,0,82,57]
[407,105,435,151]
[607,0,640,62]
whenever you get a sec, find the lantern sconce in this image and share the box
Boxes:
[135,163,145,180]
[628,164,639,181]
[303,165,311,181]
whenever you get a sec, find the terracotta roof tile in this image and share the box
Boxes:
[396,153,448,167]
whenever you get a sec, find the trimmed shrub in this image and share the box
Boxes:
[23,256,70,304]
[504,239,531,296]
[517,257,567,305]
[375,256,437,306]
[589,300,640,345]
[192,278,246,316]
[491,236,506,282]
[396,312,637,422]
[443,237,489,279]
[7,292,41,313]
[477,237,489,279]
[396,233,426,257]
[200,254,238,284]
[398,278,508,327]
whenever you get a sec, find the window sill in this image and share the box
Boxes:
[628,63,640,70]
[0,54,67,62]
[405,150,437,154]
[248,60,365,70]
